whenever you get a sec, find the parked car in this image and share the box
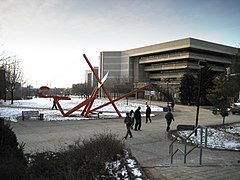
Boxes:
[231,100,240,115]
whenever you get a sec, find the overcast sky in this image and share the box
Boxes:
[0,0,240,88]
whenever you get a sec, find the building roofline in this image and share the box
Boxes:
[122,37,238,56]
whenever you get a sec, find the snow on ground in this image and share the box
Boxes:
[176,123,240,151]
[0,97,239,178]
[0,97,163,122]
[1,97,239,151]
[105,150,145,179]
[0,97,150,179]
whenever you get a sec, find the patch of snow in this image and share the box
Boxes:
[177,124,240,151]
[0,97,163,122]
[131,168,142,177]
[105,154,144,179]
[127,158,137,168]
[220,124,240,136]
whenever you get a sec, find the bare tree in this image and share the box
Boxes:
[4,58,24,104]
[0,45,13,65]
[104,76,133,99]
[0,48,14,101]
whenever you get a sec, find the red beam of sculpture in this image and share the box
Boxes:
[38,86,92,116]
[83,87,99,117]
[38,70,109,117]
[89,83,152,113]
[38,86,71,101]
[81,72,109,117]
[81,86,98,116]
[39,54,153,118]
[83,54,122,117]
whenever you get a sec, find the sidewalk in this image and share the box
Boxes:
[11,101,240,179]
[127,101,240,179]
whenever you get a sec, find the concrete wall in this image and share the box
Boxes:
[99,51,122,81]
[99,38,239,99]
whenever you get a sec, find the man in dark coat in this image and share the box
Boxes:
[130,110,135,129]
[124,112,133,139]
[146,105,151,123]
[165,109,174,132]
[134,106,142,131]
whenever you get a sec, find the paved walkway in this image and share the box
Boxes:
[10,100,240,179]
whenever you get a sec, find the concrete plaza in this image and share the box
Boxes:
[11,100,240,179]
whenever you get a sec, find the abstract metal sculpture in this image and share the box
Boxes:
[39,54,152,117]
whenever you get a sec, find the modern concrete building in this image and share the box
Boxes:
[92,66,99,87]
[85,69,92,85]
[85,66,99,87]
[99,38,240,99]
[99,52,122,83]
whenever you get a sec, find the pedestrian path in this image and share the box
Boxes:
[125,100,240,179]
[144,164,240,180]
[11,100,240,179]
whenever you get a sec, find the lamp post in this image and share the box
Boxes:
[195,60,207,136]
[165,78,170,109]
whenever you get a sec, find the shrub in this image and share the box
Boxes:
[27,151,69,179]
[0,117,28,179]
[27,130,126,179]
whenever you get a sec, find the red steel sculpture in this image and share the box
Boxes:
[39,54,152,117]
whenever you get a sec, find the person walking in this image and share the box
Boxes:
[52,99,58,110]
[134,106,142,131]
[146,104,151,123]
[171,101,175,111]
[124,112,133,139]
[130,109,135,129]
[165,109,174,132]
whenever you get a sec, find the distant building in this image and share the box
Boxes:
[99,38,240,99]
[92,66,99,87]
[85,66,99,87]
[85,69,92,86]
[99,51,122,83]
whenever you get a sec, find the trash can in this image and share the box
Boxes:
[40,113,44,120]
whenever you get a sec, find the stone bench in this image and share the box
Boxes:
[22,111,44,120]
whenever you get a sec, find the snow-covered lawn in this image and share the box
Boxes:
[1,97,239,152]
[0,97,151,179]
[174,123,240,151]
[1,97,239,178]
[105,150,145,179]
[0,97,163,122]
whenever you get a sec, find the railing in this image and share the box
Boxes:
[139,52,189,64]
[144,62,188,71]
[169,125,208,165]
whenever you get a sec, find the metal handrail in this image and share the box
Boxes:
[169,125,208,165]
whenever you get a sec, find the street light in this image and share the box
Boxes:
[195,60,207,136]
[165,78,170,108]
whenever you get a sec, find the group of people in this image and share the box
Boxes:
[124,105,150,139]
[124,104,175,139]
[123,104,152,139]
